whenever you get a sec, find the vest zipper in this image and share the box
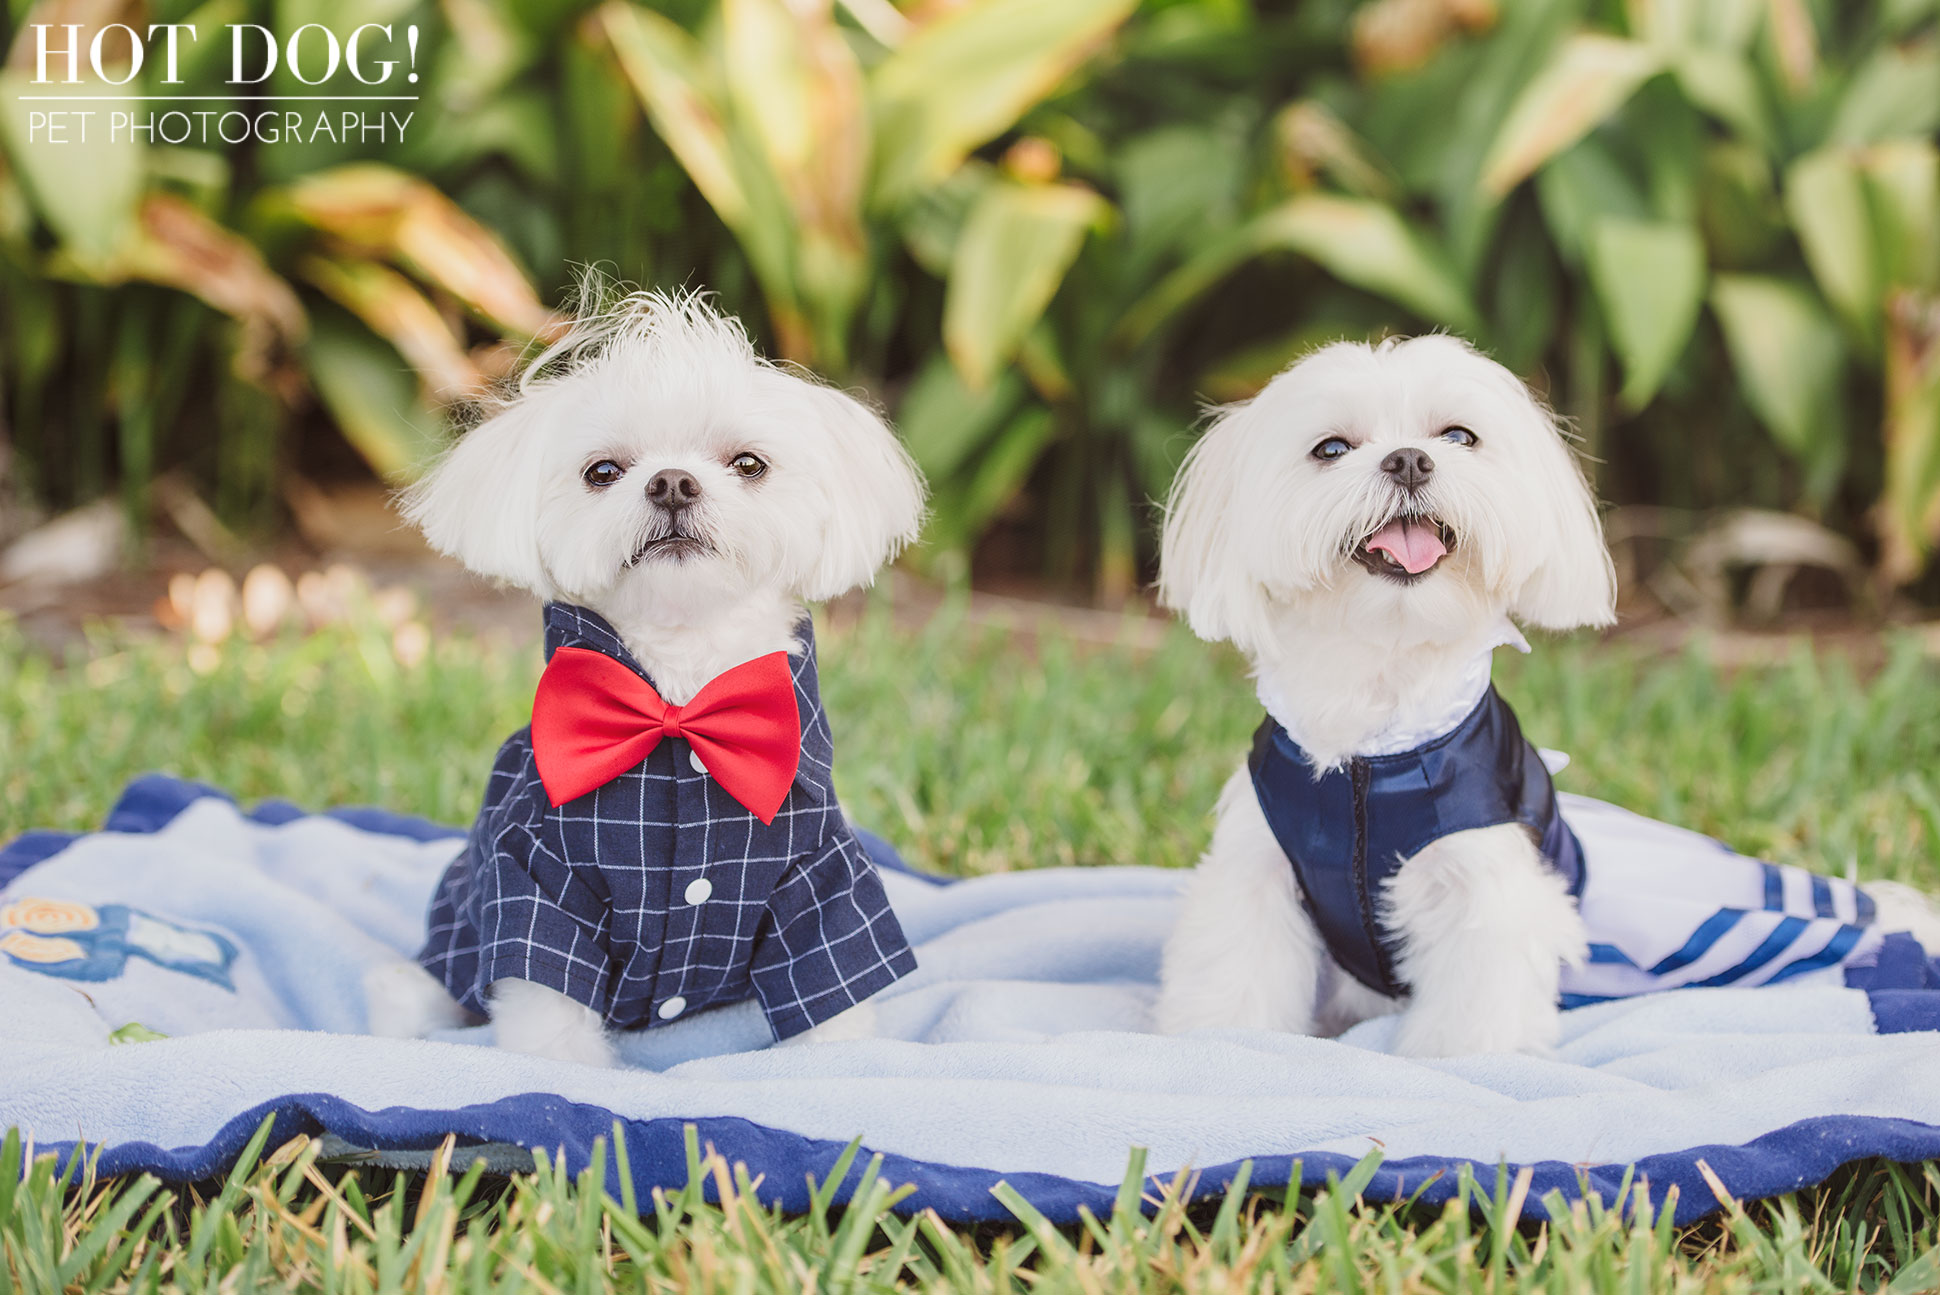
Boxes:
[1349,757,1397,995]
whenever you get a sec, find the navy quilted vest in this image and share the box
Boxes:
[1248,687,1586,997]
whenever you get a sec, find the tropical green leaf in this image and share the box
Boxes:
[899,161,999,278]
[1119,123,1249,266]
[603,0,859,364]
[1585,219,1707,410]
[1761,0,1822,97]
[0,71,144,267]
[1710,274,1849,461]
[944,181,1108,389]
[1698,140,1787,267]
[1692,0,1767,49]
[870,0,1138,205]
[1785,148,1883,350]
[1120,195,1477,345]
[1479,35,1664,198]
[559,26,637,197]
[1827,40,1940,146]
[1489,205,1560,376]
[925,405,1058,553]
[300,256,480,402]
[897,351,1027,482]
[1626,79,1704,224]
[600,2,750,229]
[1860,138,1940,292]
[1673,48,1774,150]
[1413,0,1579,279]
[720,0,869,242]
[724,0,850,191]
[1880,0,1940,32]
[722,0,870,364]
[1534,136,1651,266]
[0,263,61,394]
[303,312,448,482]
[1879,300,1940,584]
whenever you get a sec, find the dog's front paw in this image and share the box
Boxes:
[363,961,472,1038]
[529,1025,619,1069]
[487,979,618,1068]
[784,1000,879,1046]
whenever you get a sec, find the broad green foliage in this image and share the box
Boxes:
[600,0,1134,372]
[1586,219,1706,411]
[946,180,1111,389]
[1710,274,1848,484]
[3,0,1940,592]
[608,0,1940,593]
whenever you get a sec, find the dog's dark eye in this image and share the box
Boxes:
[1311,437,1352,462]
[729,453,767,479]
[1440,426,1479,448]
[583,459,625,488]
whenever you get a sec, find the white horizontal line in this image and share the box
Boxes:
[16,95,420,101]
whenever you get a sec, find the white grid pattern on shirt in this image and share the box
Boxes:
[419,603,915,1038]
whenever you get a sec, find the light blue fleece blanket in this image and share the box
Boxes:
[4,775,1940,1224]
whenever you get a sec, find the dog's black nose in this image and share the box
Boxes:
[1380,448,1434,489]
[646,469,702,509]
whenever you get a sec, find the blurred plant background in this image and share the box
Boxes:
[2,0,1938,610]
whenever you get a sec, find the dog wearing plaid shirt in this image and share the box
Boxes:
[363,289,926,1067]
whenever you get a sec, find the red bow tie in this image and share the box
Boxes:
[530,647,802,823]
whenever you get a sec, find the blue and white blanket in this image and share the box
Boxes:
[4,774,1940,1224]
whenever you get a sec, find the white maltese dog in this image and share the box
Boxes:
[364,290,925,1067]
[1153,335,1940,1057]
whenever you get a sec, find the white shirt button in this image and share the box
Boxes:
[683,877,713,905]
[689,749,707,774]
[658,996,687,1020]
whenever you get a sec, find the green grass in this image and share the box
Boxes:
[5,600,1940,1290]
[10,1111,1940,1291]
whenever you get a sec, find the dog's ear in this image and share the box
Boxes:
[1507,403,1616,631]
[400,401,551,592]
[1160,404,1273,652]
[796,385,927,601]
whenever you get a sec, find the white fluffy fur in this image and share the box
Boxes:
[366,288,926,1065]
[1382,825,1586,1056]
[362,960,472,1037]
[1154,769,1329,1035]
[1865,883,1940,951]
[1155,335,1614,1056]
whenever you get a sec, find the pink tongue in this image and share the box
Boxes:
[1366,520,1447,574]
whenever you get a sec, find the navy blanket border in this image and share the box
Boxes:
[3,773,1938,1227]
[38,1087,1940,1229]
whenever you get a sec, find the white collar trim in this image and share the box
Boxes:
[1257,620,1531,758]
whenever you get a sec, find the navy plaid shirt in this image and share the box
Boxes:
[419,603,917,1040]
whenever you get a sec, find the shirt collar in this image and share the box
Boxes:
[1257,618,1531,759]
[542,603,651,677]
[538,601,820,693]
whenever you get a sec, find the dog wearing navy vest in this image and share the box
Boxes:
[362,289,925,1067]
[1153,335,1940,1057]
